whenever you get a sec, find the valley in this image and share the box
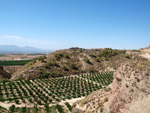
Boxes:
[0,47,149,113]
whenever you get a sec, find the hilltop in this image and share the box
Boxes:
[11,48,144,80]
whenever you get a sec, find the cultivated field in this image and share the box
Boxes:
[0,60,32,66]
[0,72,113,112]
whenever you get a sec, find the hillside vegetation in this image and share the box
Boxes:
[11,48,143,80]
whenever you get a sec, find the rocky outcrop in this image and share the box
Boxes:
[73,61,150,113]
[3,66,23,75]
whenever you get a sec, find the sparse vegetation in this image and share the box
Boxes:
[55,53,64,60]
[64,54,70,59]
[65,102,72,111]
[38,55,46,61]
[62,65,68,71]
[84,58,90,63]
[12,48,138,80]
[47,61,57,66]
[125,55,130,59]
[70,63,76,69]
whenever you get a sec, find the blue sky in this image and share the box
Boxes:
[0,0,150,50]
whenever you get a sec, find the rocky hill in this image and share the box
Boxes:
[0,66,11,79]
[11,48,143,80]
[72,60,150,113]
[139,45,150,60]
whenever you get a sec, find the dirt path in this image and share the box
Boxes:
[59,97,84,106]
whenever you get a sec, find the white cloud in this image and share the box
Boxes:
[2,35,23,40]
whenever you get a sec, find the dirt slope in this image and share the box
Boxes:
[0,66,11,79]
[73,60,150,113]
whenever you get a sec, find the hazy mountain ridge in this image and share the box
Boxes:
[0,45,50,53]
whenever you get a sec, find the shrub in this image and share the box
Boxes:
[70,63,76,69]
[38,55,46,61]
[47,61,57,66]
[62,65,68,71]
[32,60,36,64]
[96,57,100,62]
[104,57,108,61]
[65,102,72,111]
[44,103,49,113]
[125,55,130,59]
[64,54,70,58]
[90,54,96,58]
[9,104,15,112]
[28,98,32,102]
[39,73,50,78]
[15,99,19,104]
[55,53,63,60]
[84,58,90,63]
[37,100,42,105]
[56,104,65,113]
[57,73,63,77]
[89,69,95,73]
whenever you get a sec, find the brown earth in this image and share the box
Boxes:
[0,66,11,79]
[3,66,23,75]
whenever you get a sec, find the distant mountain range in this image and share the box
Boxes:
[0,45,50,53]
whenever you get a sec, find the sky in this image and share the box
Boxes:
[0,0,150,50]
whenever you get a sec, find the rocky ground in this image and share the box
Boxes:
[0,66,11,79]
[3,66,23,75]
[72,61,150,113]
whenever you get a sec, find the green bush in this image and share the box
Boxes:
[65,102,72,111]
[64,54,70,58]
[125,55,130,59]
[70,63,76,69]
[96,57,100,62]
[56,104,65,113]
[32,60,36,64]
[47,61,57,66]
[84,58,90,63]
[39,73,50,78]
[89,69,95,73]
[9,104,15,112]
[62,65,68,71]
[57,73,63,77]
[55,53,63,60]
[38,55,46,61]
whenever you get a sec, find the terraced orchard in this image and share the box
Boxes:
[0,72,113,109]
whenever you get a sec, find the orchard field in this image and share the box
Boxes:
[0,72,113,113]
